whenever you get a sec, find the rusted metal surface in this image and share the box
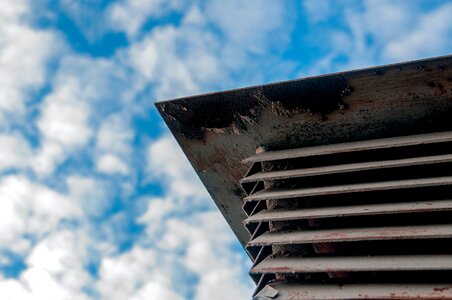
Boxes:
[241,153,452,183]
[243,130,452,164]
[250,255,452,274]
[156,55,452,299]
[156,55,452,247]
[247,224,452,246]
[245,176,452,202]
[245,200,452,223]
[263,283,452,299]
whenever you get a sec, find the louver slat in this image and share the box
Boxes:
[241,154,452,183]
[243,131,452,164]
[250,255,452,274]
[247,224,452,246]
[245,200,452,223]
[245,176,452,201]
[242,131,452,298]
[260,283,452,299]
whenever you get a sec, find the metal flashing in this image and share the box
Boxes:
[156,55,452,299]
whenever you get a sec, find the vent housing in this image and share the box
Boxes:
[242,131,452,299]
[156,55,452,300]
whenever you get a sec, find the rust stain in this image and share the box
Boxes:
[260,266,292,273]
[434,287,451,292]
[158,89,266,141]
[264,74,353,118]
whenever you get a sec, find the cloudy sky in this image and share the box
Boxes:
[0,0,451,299]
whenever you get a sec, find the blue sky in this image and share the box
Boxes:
[0,0,451,299]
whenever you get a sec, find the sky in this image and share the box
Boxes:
[0,0,451,299]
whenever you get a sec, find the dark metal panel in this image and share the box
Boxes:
[156,56,452,247]
[247,224,452,246]
[245,200,452,223]
[243,131,452,164]
[250,255,452,274]
[245,176,452,202]
[262,283,452,299]
[241,154,452,183]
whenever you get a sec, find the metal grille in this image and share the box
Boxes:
[241,131,452,299]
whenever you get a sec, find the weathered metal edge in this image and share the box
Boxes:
[155,54,452,106]
[154,55,452,250]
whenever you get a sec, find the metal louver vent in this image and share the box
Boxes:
[241,131,452,299]
[156,55,452,300]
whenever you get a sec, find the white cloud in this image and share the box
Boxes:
[107,0,185,38]
[205,0,291,54]
[96,154,129,175]
[303,0,452,74]
[96,114,133,156]
[33,54,134,176]
[129,282,184,300]
[0,230,91,300]
[0,0,61,124]
[34,81,91,175]
[37,83,91,148]
[98,210,253,300]
[342,0,422,66]
[0,280,30,300]
[140,134,213,243]
[383,3,452,61]
[195,267,252,300]
[52,55,134,105]
[303,0,337,23]
[124,24,220,99]
[144,212,253,300]
[122,0,295,100]
[0,176,81,254]
[58,0,106,42]
[0,256,11,266]
[32,142,65,176]
[138,197,174,236]
[0,0,28,24]
[0,1,313,300]
[0,133,33,172]
[25,231,91,295]
[66,176,111,217]
[141,134,254,299]
[104,255,178,299]
[147,135,208,200]
[95,113,133,175]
